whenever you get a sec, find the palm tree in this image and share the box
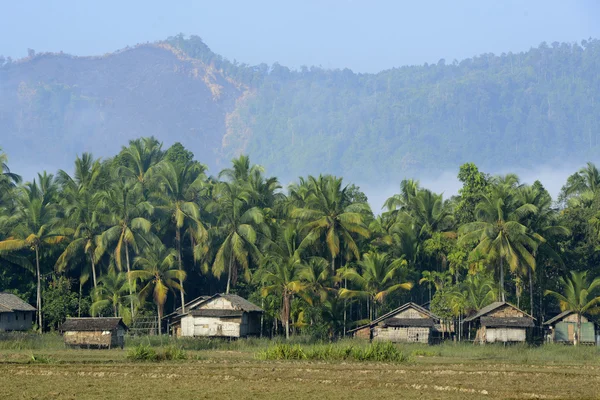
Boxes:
[130,241,185,333]
[293,175,370,274]
[458,176,538,301]
[150,160,207,312]
[210,181,265,294]
[339,251,413,320]
[0,175,66,329]
[56,153,104,288]
[419,270,451,302]
[297,257,334,305]
[0,148,21,197]
[255,225,305,339]
[118,137,163,187]
[545,271,600,346]
[563,162,600,197]
[90,270,135,324]
[97,177,152,318]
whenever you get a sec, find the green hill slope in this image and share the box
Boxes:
[2,35,599,181]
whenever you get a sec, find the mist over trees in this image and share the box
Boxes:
[1,36,600,184]
[1,139,598,337]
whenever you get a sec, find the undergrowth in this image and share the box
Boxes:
[126,344,187,362]
[256,342,410,363]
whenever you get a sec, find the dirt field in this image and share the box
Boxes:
[1,347,599,399]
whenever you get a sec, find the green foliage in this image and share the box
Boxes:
[257,341,409,363]
[42,276,87,331]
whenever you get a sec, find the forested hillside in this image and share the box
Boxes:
[1,35,600,182]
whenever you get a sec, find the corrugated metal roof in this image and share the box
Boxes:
[543,310,577,326]
[0,293,36,312]
[59,318,128,332]
[371,302,440,326]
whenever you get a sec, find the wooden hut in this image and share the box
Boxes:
[168,294,263,338]
[59,318,128,349]
[0,293,36,331]
[348,302,441,343]
[464,302,534,344]
[543,311,596,344]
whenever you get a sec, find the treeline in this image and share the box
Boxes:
[1,137,600,337]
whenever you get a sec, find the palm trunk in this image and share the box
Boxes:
[575,313,581,346]
[529,267,534,318]
[343,277,347,337]
[283,290,290,340]
[226,248,234,295]
[157,304,162,335]
[176,228,185,312]
[125,244,134,319]
[91,256,97,289]
[35,245,42,331]
[499,258,505,302]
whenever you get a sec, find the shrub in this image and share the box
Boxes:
[126,344,157,361]
[160,345,187,361]
[28,353,53,364]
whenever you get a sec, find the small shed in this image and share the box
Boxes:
[348,302,441,343]
[0,293,36,331]
[543,311,596,344]
[59,318,128,349]
[168,294,263,338]
[464,302,535,344]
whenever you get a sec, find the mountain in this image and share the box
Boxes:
[1,35,600,182]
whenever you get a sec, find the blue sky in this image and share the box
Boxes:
[2,0,599,73]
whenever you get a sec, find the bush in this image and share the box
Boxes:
[126,344,157,361]
[256,341,410,363]
[126,343,188,362]
[28,353,53,364]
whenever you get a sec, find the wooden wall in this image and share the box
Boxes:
[485,327,526,343]
[181,315,242,337]
[0,311,33,331]
[373,326,430,343]
[63,328,125,348]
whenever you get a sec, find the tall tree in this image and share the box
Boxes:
[151,160,207,312]
[459,176,538,301]
[0,175,66,329]
[130,241,186,334]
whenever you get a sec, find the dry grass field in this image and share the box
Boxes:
[1,338,600,399]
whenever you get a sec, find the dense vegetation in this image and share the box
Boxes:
[2,137,600,338]
[2,36,600,183]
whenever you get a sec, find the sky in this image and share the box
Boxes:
[1,0,599,73]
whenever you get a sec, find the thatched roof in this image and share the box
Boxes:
[194,294,263,313]
[383,318,435,328]
[59,318,127,332]
[464,302,535,322]
[543,310,578,326]
[190,309,244,318]
[372,302,440,326]
[480,317,535,328]
[0,293,36,312]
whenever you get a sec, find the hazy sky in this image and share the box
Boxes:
[2,0,599,73]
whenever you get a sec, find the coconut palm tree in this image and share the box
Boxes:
[150,160,207,312]
[90,270,136,324]
[0,175,66,329]
[458,176,538,301]
[118,137,163,187]
[255,224,306,339]
[545,271,600,346]
[130,241,185,334]
[297,257,334,305]
[339,251,413,320]
[210,181,266,294]
[55,154,105,288]
[97,177,152,318]
[293,175,370,274]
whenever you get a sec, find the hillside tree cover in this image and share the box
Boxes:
[0,139,598,337]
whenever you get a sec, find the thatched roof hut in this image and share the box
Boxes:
[167,294,263,338]
[464,302,534,343]
[59,318,128,349]
[348,302,441,343]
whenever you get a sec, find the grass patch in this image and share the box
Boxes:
[27,353,54,364]
[256,341,410,363]
[126,344,188,362]
[0,332,63,350]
